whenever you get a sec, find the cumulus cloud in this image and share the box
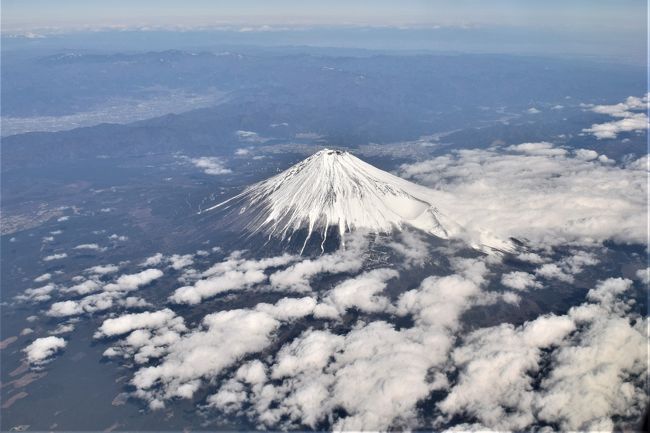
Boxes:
[399,145,647,248]
[534,250,599,283]
[507,141,566,156]
[385,230,430,267]
[47,269,162,317]
[438,276,648,431]
[236,130,268,143]
[269,235,367,292]
[128,297,316,409]
[574,148,599,161]
[34,273,51,283]
[47,300,84,317]
[204,258,494,430]
[535,263,574,283]
[168,254,194,270]
[169,252,296,305]
[635,267,650,285]
[50,323,75,335]
[48,293,151,317]
[500,271,541,291]
[103,269,163,292]
[93,252,497,430]
[141,253,164,266]
[583,94,649,139]
[253,321,446,431]
[516,252,546,264]
[43,253,67,261]
[535,279,647,431]
[191,156,232,175]
[314,268,398,318]
[81,230,646,432]
[438,314,576,430]
[108,233,128,241]
[73,243,106,252]
[23,336,67,366]
[96,309,185,338]
[584,114,648,140]
[15,283,57,303]
[62,278,102,295]
[85,264,119,275]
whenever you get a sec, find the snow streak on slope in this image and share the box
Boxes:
[203,149,455,252]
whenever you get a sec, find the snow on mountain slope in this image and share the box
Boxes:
[203,149,506,252]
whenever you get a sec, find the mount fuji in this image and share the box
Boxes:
[202,149,471,252]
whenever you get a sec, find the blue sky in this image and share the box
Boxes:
[2,0,646,33]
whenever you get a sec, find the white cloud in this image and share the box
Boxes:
[516,252,546,264]
[590,95,648,117]
[47,269,162,317]
[438,276,647,431]
[217,319,448,430]
[141,252,199,270]
[584,277,632,308]
[314,268,398,318]
[43,253,67,261]
[235,148,250,155]
[534,250,599,284]
[63,278,101,295]
[103,269,163,292]
[79,234,647,432]
[635,267,650,284]
[399,145,647,248]
[141,253,164,267]
[507,142,567,156]
[96,309,185,338]
[385,230,430,267]
[583,94,649,139]
[191,156,232,175]
[129,297,315,409]
[574,148,599,161]
[169,252,296,305]
[208,360,266,413]
[50,323,75,335]
[47,300,83,317]
[561,249,599,274]
[73,243,106,251]
[85,264,119,275]
[438,314,576,430]
[15,283,57,303]
[168,254,194,270]
[269,235,367,292]
[535,263,574,283]
[236,130,268,143]
[584,113,648,139]
[108,234,128,241]
[501,271,541,291]
[225,260,493,430]
[23,336,67,366]
[535,279,647,431]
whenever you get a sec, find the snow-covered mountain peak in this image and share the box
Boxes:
[204,149,454,251]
